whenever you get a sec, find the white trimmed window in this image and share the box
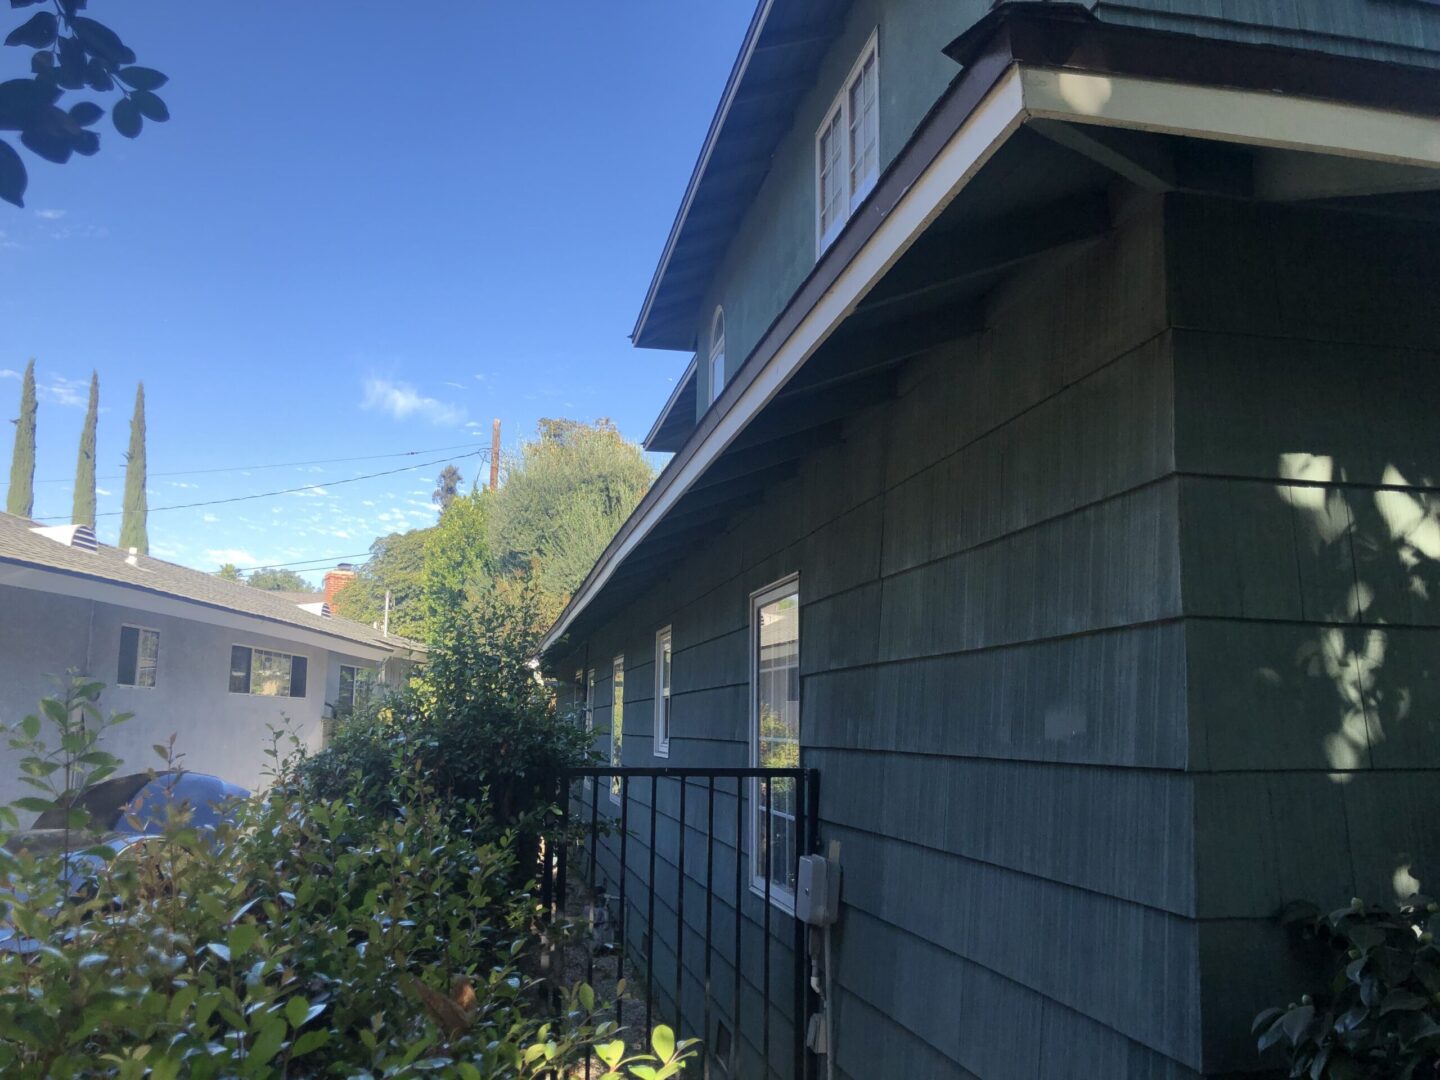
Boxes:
[582,667,596,791]
[654,626,672,757]
[815,31,879,254]
[610,655,624,802]
[117,625,159,688]
[750,575,801,908]
[709,307,726,402]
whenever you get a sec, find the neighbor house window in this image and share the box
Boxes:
[610,655,624,802]
[117,626,160,688]
[750,576,800,907]
[338,665,373,711]
[815,31,879,254]
[229,645,308,698]
[654,626,672,757]
[709,307,726,402]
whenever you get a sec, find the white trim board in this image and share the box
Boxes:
[543,64,1440,656]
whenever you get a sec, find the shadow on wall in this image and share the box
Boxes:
[1274,447,1439,899]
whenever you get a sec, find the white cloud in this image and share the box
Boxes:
[444,381,465,390]
[206,548,256,565]
[361,377,464,426]
[473,374,487,382]
[36,375,89,408]
[34,209,65,221]
[167,480,198,489]
[0,369,17,379]
[201,513,218,523]
[96,487,112,496]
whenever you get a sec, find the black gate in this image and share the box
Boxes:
[541,766,820,1079]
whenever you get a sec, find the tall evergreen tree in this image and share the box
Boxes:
[6,359,37,518]
[119,382,148,554]
[72,371,98,528]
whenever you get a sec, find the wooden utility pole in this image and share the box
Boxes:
[489,419,501,491]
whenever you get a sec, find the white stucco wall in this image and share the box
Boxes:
[0,583,383,807]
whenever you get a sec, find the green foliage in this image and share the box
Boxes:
[490,418,653,618]
[215,562,242,582]
[0,4,168,208]
[6,358,36,518]
[333,527,431,639]
[0,681,698,1078]
[433,463,464,509]
[1254,897,1440,1078]
[245,568,317,593]
[304,576,592,830]
[71,370,97,529]
[118,381,146,555]
[424,490,492,622]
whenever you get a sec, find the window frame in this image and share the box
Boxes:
[580,667,596,791]
[654,626,672,758]
[229,644,308,699]
[609,654,624,804]
[748,573,801,912]
[814,30,880,257]
[116,624,161,689]
[338,664,374,712]
[708,307,726,403]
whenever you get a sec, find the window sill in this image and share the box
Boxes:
[748,878,796,916]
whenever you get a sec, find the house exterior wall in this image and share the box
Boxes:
[557,199,1215,1076]
[1166,196,1440,1074]
[0,584,378,804]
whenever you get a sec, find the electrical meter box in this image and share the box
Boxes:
[795,854,840,926]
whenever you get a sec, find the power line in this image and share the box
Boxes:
[5,440,488,487]
[32,449,485,521]
[222,552,375,573]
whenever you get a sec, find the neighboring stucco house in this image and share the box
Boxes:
[0,512,422,803]
[540,2,1440,1077]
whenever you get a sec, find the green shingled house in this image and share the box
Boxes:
[538,2,1440,1076]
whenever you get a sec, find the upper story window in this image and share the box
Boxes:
[229,645,308,698]
[816,31,880,255]
[709,307,726,402]
[654,626,672,757]
[117,625,160,688]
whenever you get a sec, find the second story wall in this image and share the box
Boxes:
[693,0,988,416]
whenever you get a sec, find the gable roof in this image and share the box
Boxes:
[0,512,422,657]
[630,0,845,351]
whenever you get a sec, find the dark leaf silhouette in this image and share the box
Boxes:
[0,137,25,206]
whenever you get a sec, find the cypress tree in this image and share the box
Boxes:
[119,382,148,554]
[6,359,37,518]
[72,371,98,528]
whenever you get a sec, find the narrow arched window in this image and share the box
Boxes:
[709,307,726,403]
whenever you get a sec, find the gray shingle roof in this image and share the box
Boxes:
[0,512,422,656]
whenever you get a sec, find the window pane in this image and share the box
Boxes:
[290,656,308,698]
[818,112,844,241]
[656,629,672,752]
[251,649,292,697]
[610,657,624,798]
[137,629,159,688]
[117,626,139,686]
[848,52,878,201]
[752,585,800,898]
[339,665,355,710]
[229,645,251,694]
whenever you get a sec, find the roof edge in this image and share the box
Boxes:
[630,0,777,350]
[642,356,700,452]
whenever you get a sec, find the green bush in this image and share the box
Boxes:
[1254,897,1440,1079]
[0,677,695,1078]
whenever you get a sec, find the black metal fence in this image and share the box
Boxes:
[540,766,820,1079]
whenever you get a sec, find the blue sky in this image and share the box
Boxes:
[0,3,749,580]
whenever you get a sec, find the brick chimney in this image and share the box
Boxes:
[323,563,357,607]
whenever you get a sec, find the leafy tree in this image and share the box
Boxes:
[491,418,653,614]
[432,463,463,509]
[0,3,168,209]
[118,381,146,554]
[246,568,317,593]
[424,489,492,623]
[5,358,35,517]
[215,562,242,582]
[71,370,96,528]
[331,527,431,638]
